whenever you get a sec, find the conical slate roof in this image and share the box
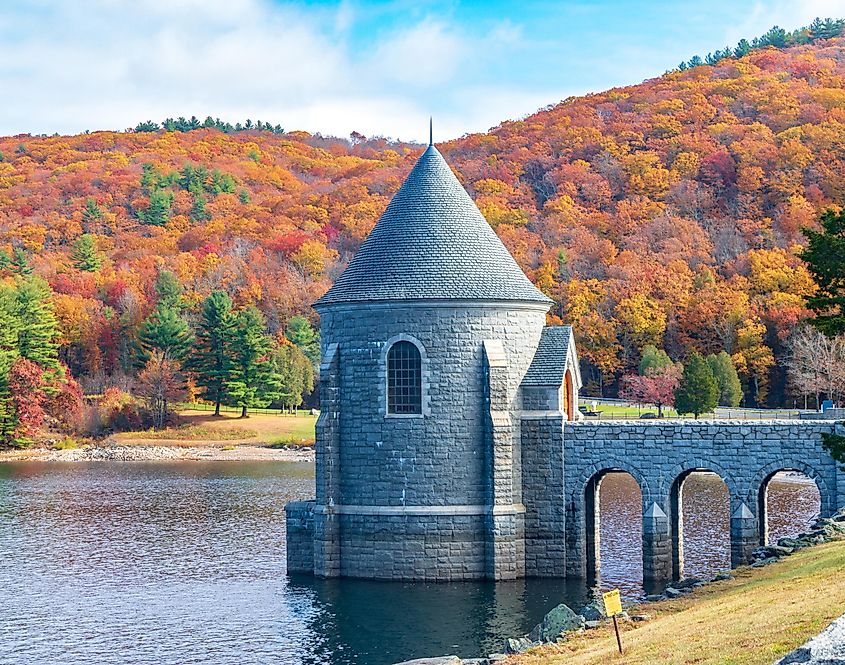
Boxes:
[314,145,552,307]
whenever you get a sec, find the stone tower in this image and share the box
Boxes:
[285,141,581,581]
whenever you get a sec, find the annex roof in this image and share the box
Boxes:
[521,326,575,387]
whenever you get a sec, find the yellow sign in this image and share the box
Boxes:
[603,589,623,617]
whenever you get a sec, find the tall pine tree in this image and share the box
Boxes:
[707,351,743,407]
[137,305,193,366]
[0,286,20,444]
[674,353,719,419]
[15,277,59,371]
[188,291,236,416]
[227,306,281,418]
[70,234,102,272]
[801,208,845,337]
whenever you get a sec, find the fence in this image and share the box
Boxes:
[177,402,315,417]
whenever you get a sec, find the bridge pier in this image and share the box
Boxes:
[643,502,673,584]
[730,501,759,567]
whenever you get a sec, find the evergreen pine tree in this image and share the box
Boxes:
[140,188,173,226]
[800,208,845,337]
[137,305,193,366]
[706,351,743,407]
[0,286,20,445]
[12,248,33,275]
[70,234,102,272]
[82,198,103,227]
[227,306,281,418]
[187,291,236,416]
[674,353,719,419]
[15,277,59,371]
[154,270,183,310]
[285,315,320,369]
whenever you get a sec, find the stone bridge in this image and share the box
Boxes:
[521,418,844,586]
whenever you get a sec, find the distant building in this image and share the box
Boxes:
[285,140,581,581]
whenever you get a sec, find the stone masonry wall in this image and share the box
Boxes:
[284,501,315,574]
[560,420,841,582]
[313,301,549,580]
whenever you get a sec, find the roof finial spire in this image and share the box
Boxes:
[429,116,433,147]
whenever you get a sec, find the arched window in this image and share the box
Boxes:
[387,341,422,415]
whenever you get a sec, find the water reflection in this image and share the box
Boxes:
[288,575,588,664]
[0,462,822,665]
[597,472,643,596]
[595,471,821,590]
[680,472,731,579]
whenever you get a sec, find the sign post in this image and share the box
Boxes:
[602,589,624,654]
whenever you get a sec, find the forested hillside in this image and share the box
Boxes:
[3,32,845,413]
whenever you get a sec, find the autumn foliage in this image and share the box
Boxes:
[3,35,845,406]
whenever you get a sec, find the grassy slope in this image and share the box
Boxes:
[510,541,845,665]
[113,410,317,446]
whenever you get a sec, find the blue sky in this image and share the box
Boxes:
[1,0,844,141]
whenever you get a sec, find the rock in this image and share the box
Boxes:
[645,593,665,602]
[393,658,463,665]
[777,537,807,549]
[752,556,781,567]
[674,577,703,589]
[578,600,607,622]
[712,572,732,581]
[584,620,603,629]
[504,637,540,654]
[754,545,793,559]
[630,614,652,622]
[664,587,684,598]
[487,655,508,663]
[774,613,845,664]
[528,603,584,642]
[462,660,490,665]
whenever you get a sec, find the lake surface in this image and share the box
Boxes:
[0,462,820,665]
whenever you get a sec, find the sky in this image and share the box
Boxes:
[2,0,845,142]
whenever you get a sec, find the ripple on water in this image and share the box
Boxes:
[0,462,822,665]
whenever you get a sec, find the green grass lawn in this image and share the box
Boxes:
[510,540,845,665]
[114,409,318,446]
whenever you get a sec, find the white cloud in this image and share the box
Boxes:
[0,0,544,142]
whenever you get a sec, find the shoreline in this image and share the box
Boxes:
[0,442,315,463]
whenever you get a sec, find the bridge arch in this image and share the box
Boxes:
[751,460,829,545]
[575,459,649,585]
[666,462,735,581]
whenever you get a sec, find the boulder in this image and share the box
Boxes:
[712,572,732,581]
[631,614,652,622]
[664,587,684,598]
[754,545,793,558]
[752,556,781,567]
[393,658,463,665]
[487,655,508,663]
[578,600,607,622]
[673,577,703,589]
[584,620,603,629]
[645,593,665,602]
[528,603,584,642]
[504,637,540,654]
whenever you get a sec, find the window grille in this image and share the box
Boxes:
[387,341,422,415]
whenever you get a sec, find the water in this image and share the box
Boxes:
[0,463,820,665]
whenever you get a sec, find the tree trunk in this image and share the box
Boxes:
[241,405,247,419]
[214,400,220,417]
